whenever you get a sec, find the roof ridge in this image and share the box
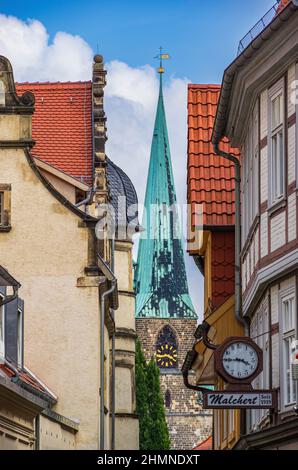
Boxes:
[16,81,92,86]
[188,84,220,89]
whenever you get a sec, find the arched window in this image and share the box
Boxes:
[156,325,178,369]
[165,389,171,408]
[0,81,5,106]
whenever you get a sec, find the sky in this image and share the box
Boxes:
[0,0,278,318]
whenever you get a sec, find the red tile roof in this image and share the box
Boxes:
[193,436,212,451]
[16,82,93,185]
[0,363,57,402]
[187,84,240,228]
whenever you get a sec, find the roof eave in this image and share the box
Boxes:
[212,1,298,145]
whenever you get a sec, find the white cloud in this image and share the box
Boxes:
[0,13,203,317]
[0,14,93,81]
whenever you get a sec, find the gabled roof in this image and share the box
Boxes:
[15,80,139,230]
[16,82,93,185]
[187,84,240,229]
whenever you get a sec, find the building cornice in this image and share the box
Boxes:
[243,248,298,316]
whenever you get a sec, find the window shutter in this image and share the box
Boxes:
[0,285,6,297]
[5,296,18,365]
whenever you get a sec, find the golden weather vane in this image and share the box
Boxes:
[154,46,170,74]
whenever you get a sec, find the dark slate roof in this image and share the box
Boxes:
[106,157,139,235]
[0,266,21,287]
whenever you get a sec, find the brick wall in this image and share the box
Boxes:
[136,318,212,450]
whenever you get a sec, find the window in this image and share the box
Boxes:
[252,103,259,219]
[0,296,4,358]
[281,290,297,407]
[17,309,23,366]
[228,409,235,435]
[0,192,4,225]
[242,101,259,244]
[0,80,5,106]
[0,185,11,230]
[222,410,228,442]
[165,389,171,408]
[269,80,285,205]
[251,300,269,429]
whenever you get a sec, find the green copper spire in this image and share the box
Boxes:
[135,66,196,319]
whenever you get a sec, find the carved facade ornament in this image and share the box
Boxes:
[0,56,35,114]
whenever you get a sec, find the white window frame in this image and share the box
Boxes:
[242,101,259,245]
[0,80,5,106]
[268,78,286,206]
[252,102,259,219]
[295,62,298,189]
[280,287,297,409]
[251,300,270,429]
[0,191,4,226]
[228,408,235,436]
[0,295,4,359]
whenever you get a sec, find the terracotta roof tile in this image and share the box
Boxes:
[187,84,240,228]
[0,363,57,402]
[16,81,93,185]
[193,436,212,450]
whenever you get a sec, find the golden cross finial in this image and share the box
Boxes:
[154,47,170,74]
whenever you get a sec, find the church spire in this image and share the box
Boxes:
[135,54,196,319]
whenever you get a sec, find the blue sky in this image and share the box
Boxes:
[1,0,276,83]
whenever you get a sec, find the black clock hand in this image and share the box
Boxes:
[224,358,250,366]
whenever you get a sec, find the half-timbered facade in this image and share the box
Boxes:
[212,0,298,449]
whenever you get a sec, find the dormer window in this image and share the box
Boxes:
[0,80,5,106]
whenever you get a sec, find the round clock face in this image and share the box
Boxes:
[222,341,259,380]
[156,343,177,368]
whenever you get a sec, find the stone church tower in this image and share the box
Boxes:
[135,59,212,450]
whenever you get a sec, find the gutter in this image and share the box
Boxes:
[181,351,210,393]
[212,1,297,145]
[24,148,98,224]
[110,238,116,451]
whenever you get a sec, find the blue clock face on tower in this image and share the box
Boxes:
[156,343,178,368]
[156,325,178,369]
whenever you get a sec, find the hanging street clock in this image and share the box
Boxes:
[214,336,263,390]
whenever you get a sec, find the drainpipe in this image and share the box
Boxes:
[97,253,118,450]
[213,143,249,335]
[75,189,94,208]
[99,279,116,450]
[110,238,116,450]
